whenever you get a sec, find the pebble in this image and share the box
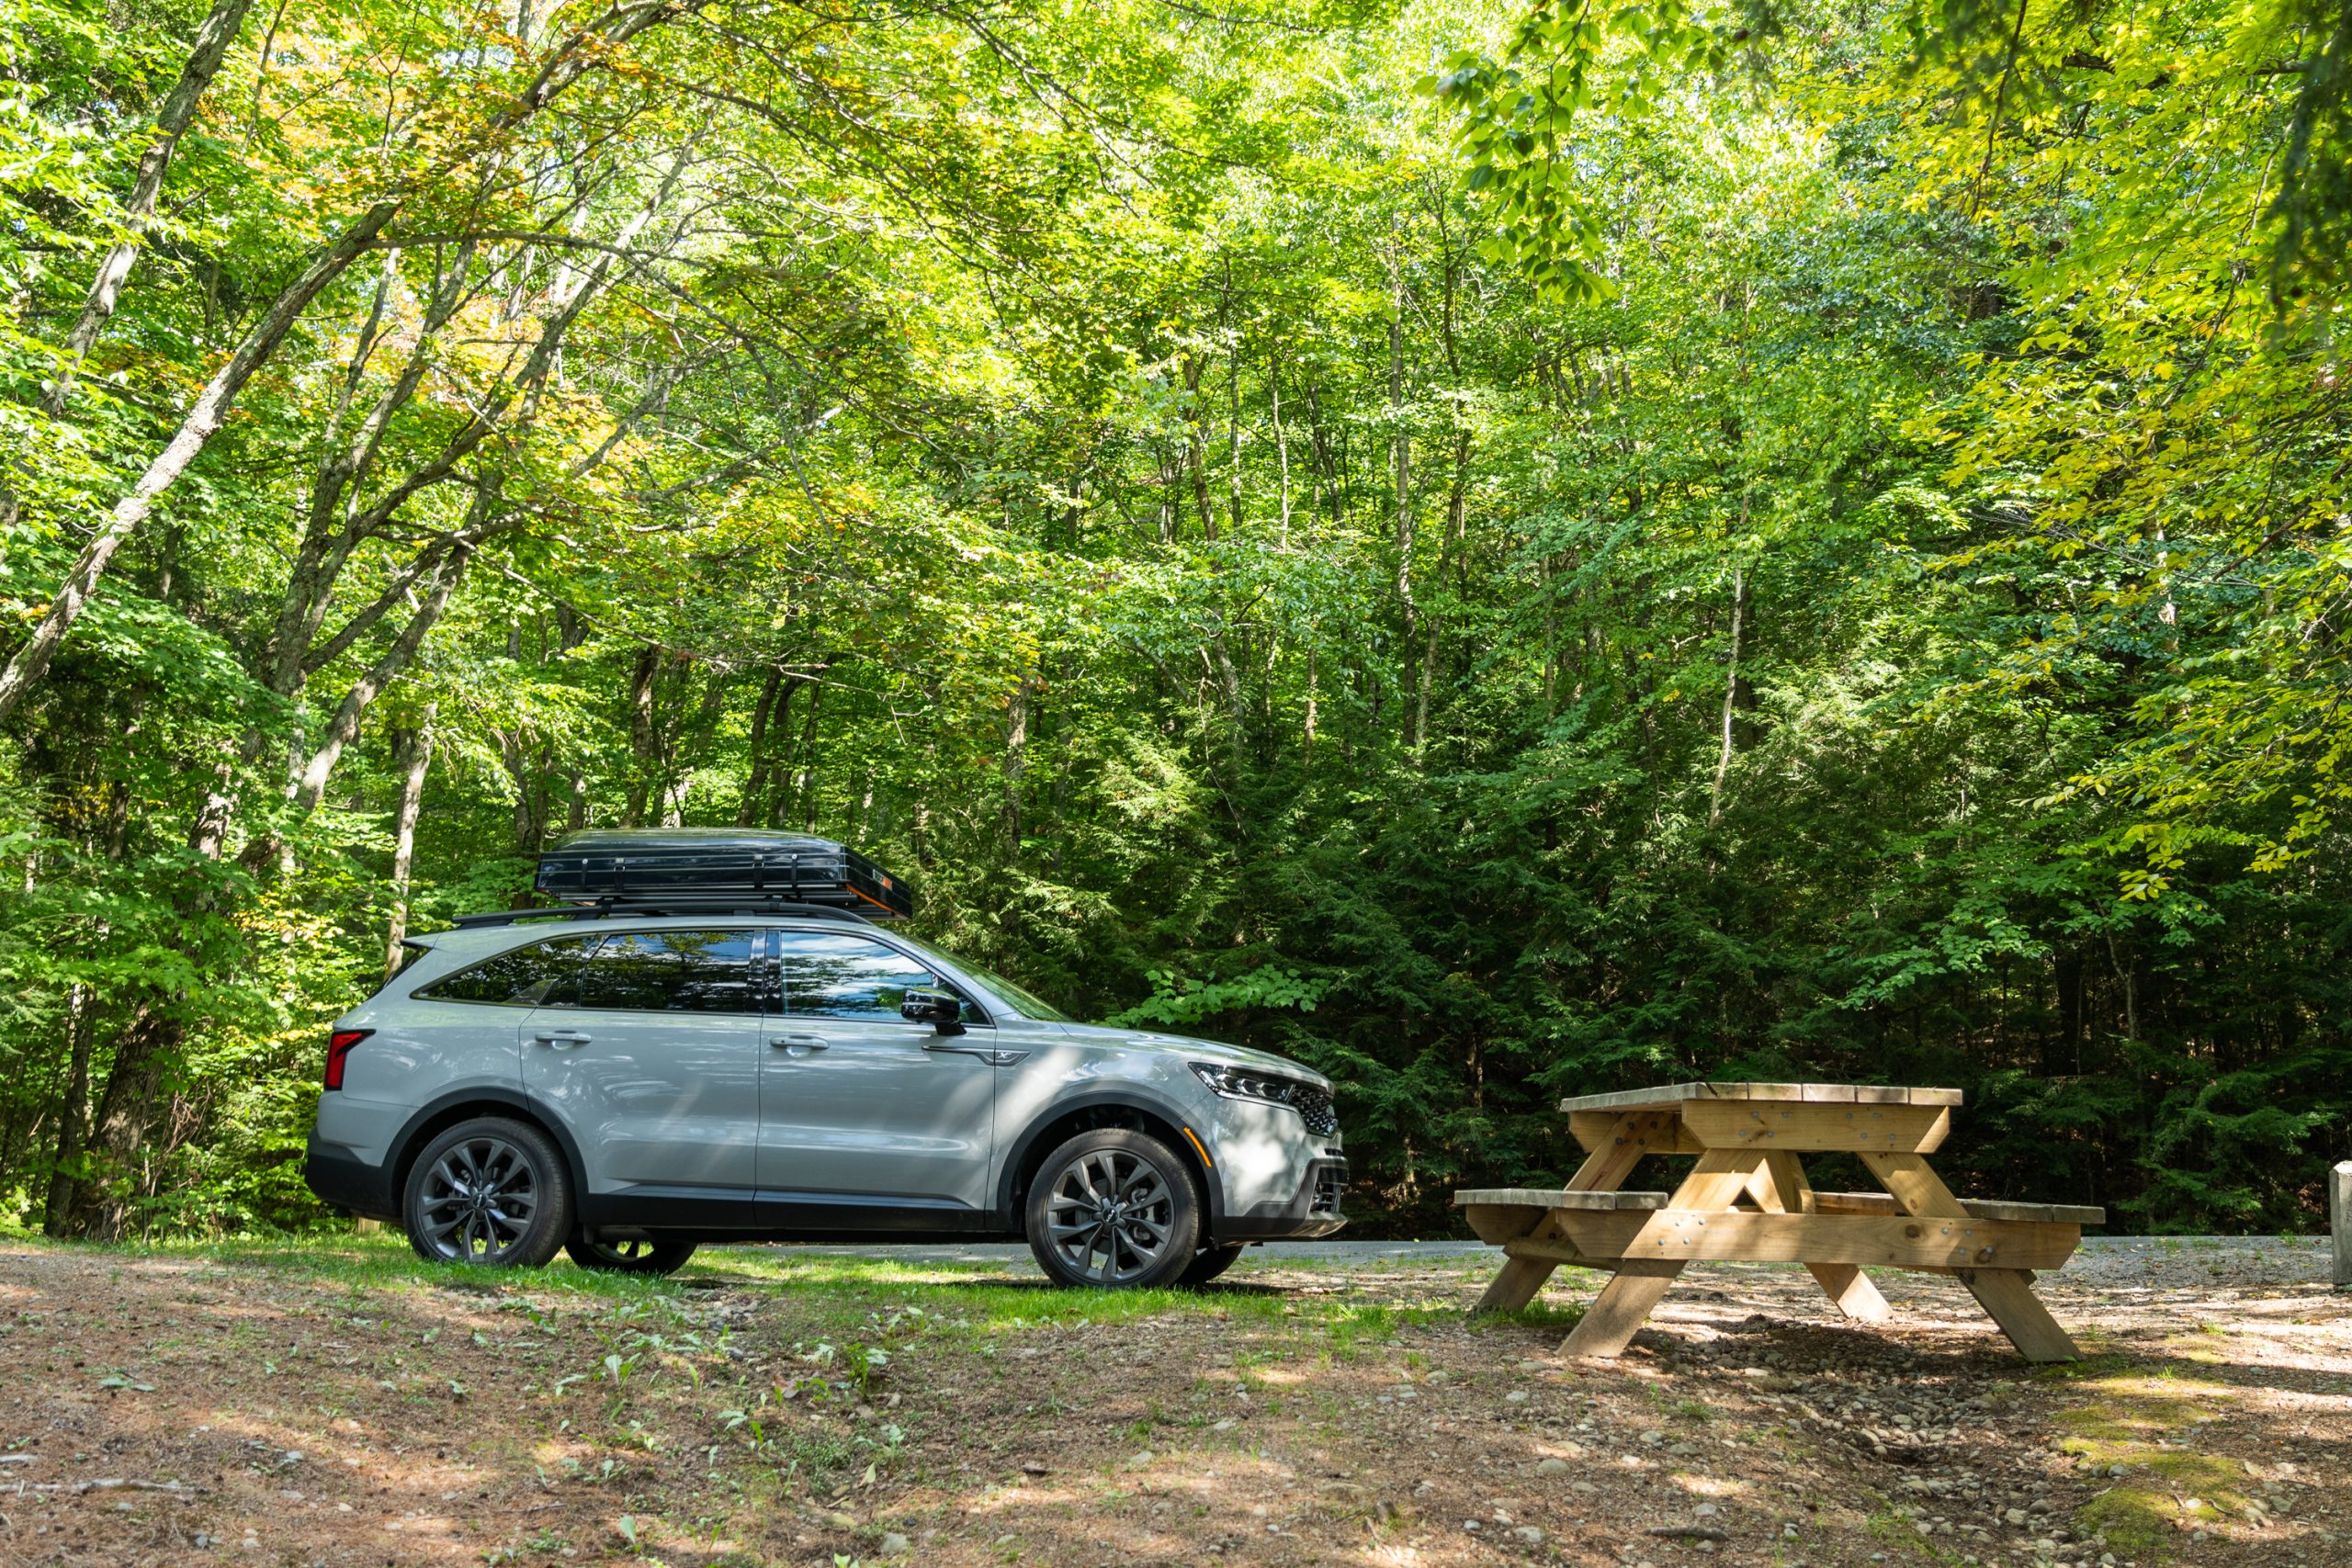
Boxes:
[1513,1526,1547,1544]
[878,1532,910,1556]
[1506,1390,1532,1404]
[821,1512,857,1530]
[1536,1458,1572,1476]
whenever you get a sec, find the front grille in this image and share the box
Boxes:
[1290,1083,1339,1136]
[1310,1166,1346,1215]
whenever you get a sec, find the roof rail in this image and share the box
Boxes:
[441,898,876,931]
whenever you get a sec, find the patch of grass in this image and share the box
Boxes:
[1482,1300,1585,1333]
[1321,1303,1448,1359]
[1863,1506,1966,1562]
[2049,1369,2254,1560]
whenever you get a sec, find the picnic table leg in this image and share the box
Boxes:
[1558,1149,1760,1359]
[1474,1111,1680,1317]
[1475,1255,1560,1315]
[1748,1152,1894,1324]
[1862,1153,2080,1362]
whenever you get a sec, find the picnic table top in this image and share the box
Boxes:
[1557,1080,1964,1113]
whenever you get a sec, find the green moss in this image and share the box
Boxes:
[2049,1370,2254,1561]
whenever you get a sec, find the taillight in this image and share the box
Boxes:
[324,1029,372,1090]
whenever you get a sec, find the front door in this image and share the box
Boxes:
[521,927,766,1213]
[756,929,997,1221]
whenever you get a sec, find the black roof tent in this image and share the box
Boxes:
[530,829,913,920]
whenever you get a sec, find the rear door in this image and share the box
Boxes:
[756,929,997,1220]
[520,928,766,1212]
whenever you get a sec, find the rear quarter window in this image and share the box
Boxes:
[416,936,599,1006]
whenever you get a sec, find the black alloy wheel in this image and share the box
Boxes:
[402,1117,571,1269]
[1176,1243,1247,1287]
[1025,1128,1202,1289]
[565,1237,698,1276]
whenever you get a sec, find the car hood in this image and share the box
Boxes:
[1052,1022,1331,1090]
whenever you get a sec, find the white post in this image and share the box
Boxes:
[2334,1162,2352,1292]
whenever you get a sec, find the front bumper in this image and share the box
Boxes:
[305,1136,398,1221]
[1216,1157,1348,1241]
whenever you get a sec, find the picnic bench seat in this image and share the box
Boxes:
[1453,1082,2105,1362]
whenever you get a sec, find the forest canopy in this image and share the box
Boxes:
[1,0,2346,1238]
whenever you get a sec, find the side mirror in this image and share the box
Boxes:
[900,987,966,1036]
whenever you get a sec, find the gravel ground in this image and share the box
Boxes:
[2,1234,2346,1567]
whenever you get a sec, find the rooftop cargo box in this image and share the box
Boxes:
[533,829,912,919]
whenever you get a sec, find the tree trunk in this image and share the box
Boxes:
[1270,344,1291,547]
[384,705,436,976]
[0,0,696,723]
[41,986,96,1236]
[1389,258,1412,616]
[738,667,785,826]
[1710,558,1746,825]
[788,673,827,832]
[66,1006,176,1238]
[0,200,401,726]
[36,0,260,420]
[623,646,662,826]
[1182,352,1216,543]
[1003,672,1032,857]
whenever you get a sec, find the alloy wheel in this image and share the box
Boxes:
[1043,1147,1176,1283]
[415,1134,540,1263]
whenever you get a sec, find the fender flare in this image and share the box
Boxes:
[993,1089,1227,1233]
[384,1084,591,1206]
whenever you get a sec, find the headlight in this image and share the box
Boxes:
[1188,1062,1340,1135]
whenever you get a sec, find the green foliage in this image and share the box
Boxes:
[0,0,2346,1243]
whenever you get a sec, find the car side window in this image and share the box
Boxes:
[417,935,599,1006]
[777,931,972,1022]
[575,930,760,1014]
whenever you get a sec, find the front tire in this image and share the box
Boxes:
[402,1117,571,1269]
[1025,1128,1202,1290]
[1177,1243,1246,1287]
[566,1237,697,1276]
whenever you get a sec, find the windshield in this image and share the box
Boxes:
[889,932,1075,1022]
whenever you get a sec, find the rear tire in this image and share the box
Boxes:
[1176,1243,1246,1287]
[565,1237,697,1276]
[1025,1128,1201,1290]
[402,1117,571,1269]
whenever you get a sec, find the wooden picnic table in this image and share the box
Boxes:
[1455,1082,2102,1363]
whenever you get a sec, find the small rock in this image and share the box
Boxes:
[1506,1390,1531,1404]
[822,1512,858,1531]
[1126,1450,1156,1470]
[1513,1525,1547,1544]
[878,1532,910,1556]
[1535,1458,1572,1476]
[1463,1518,1483,1532]
[1021,1462,1049,1476]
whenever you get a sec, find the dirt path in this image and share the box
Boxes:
[0,1237,2346,1567]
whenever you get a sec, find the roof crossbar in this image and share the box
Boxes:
[443,897,876,931]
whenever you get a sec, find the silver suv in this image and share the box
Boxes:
[304,857,1345,1289]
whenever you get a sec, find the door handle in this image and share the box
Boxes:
[533,1030,591,1049]
[770,1033,828,1054]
